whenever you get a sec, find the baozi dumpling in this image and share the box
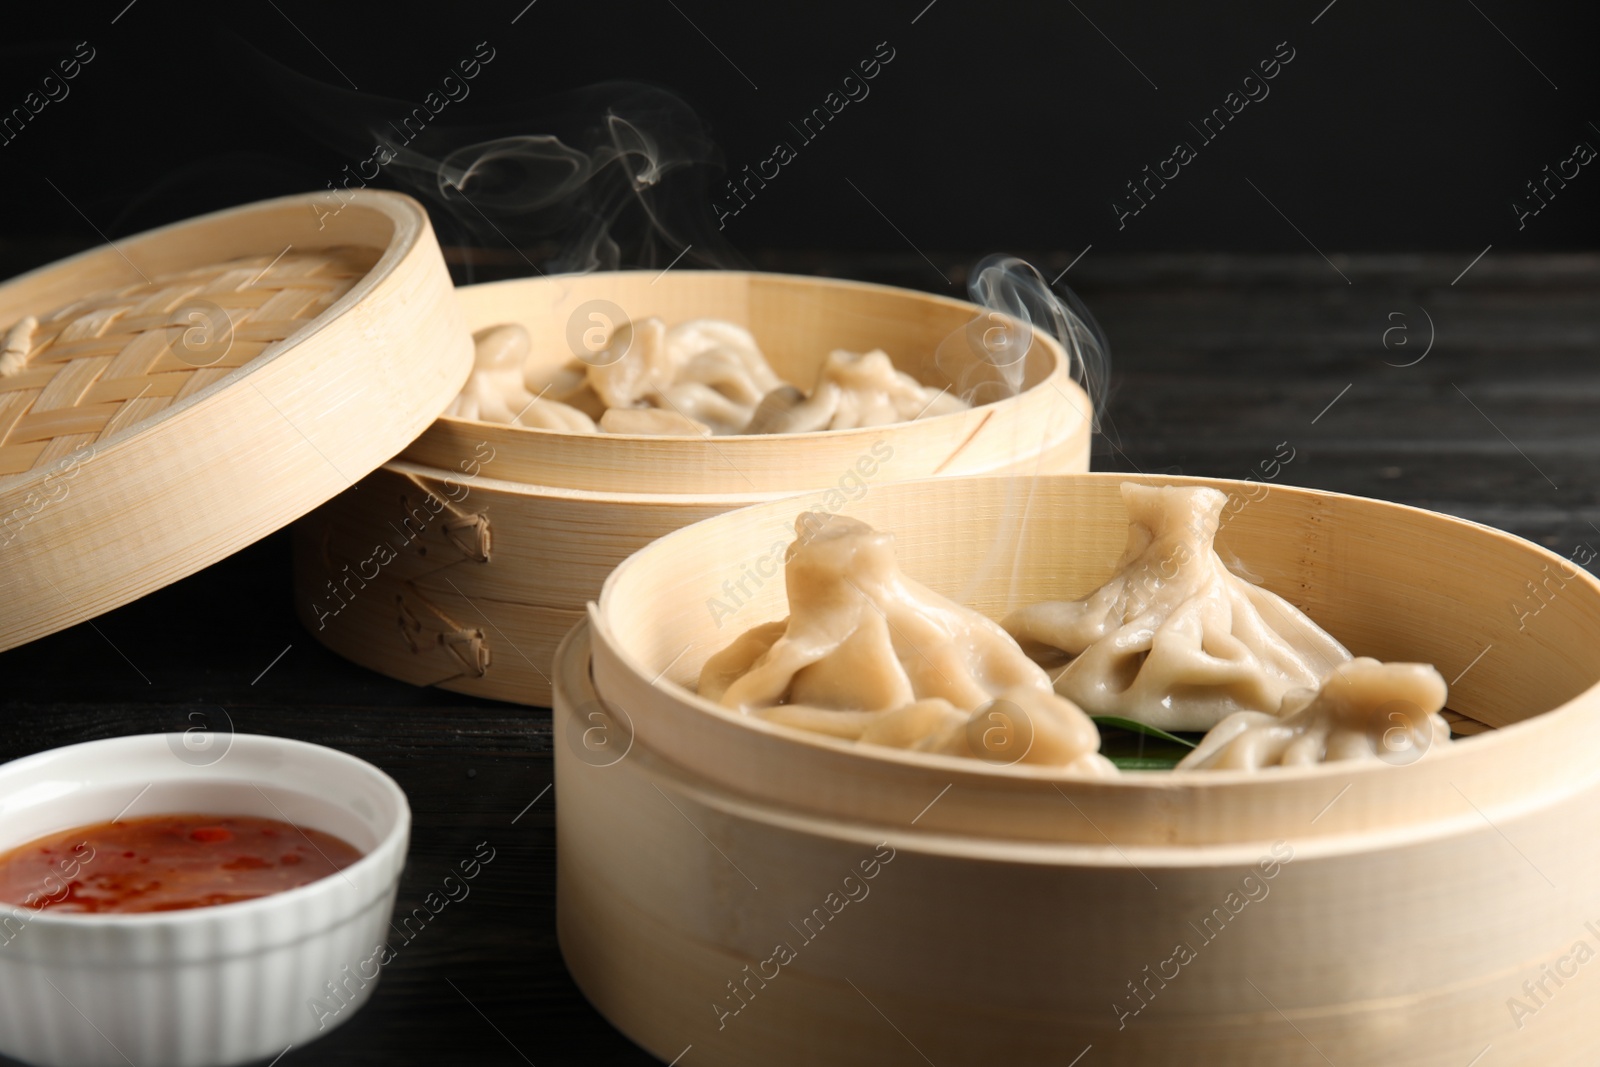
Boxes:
[656,380,756,435]
[914,687,1115,773]
[524,362,606,420]
[764,688,1115,774]
[659,323,782,431]
[449,315,968,436]
[814,349,968,429]
[447,328,598,431]
[699,512,1113,773]
[1177,659,1451,770]
[473,323,531,373]
[1004,482,1351,731]
[743,383,842,434]
[740,351,965,434]
[585,316,784,433]
[667,320,782,399]
[513,397,598,433]
[587,317,673,410]
[451,324,539,423]
[702,512,1044,711]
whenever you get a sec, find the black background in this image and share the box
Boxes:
[1,0,1596,268]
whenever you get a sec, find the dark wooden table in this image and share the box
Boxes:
[2,252,1596,1066]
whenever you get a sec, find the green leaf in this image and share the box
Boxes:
[1091,716,1199,749]
[1107,755,1191,771]
[1093,716,1207,771]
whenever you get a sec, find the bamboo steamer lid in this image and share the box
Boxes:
[0,190,471,651]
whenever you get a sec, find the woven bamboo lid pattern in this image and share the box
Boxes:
[0,191,471,652]
[0,248,378,477]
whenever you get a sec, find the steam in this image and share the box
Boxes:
[227,39,1106,417]
[936,255,1109,425]
[398,87,734,276]
[225,37,735,279]
[932,257,1114,616]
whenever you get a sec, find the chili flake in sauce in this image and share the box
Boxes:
[0,814,363,914]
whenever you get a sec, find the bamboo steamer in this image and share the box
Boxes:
[294,272,1093,705]
[0,190,470,650]
[557,472,1600,1066]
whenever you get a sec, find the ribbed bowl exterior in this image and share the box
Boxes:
[0,734,410,1067]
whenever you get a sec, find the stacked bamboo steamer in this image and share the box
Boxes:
[558,472,1600,1066]
[293,271,1094,706]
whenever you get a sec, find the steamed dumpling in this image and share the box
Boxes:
[1177,659,1451,770]
[915,687,1114,770]
[450,315,971,436]
[656,322,782,431]
[743,383,842,434]
[1003,482,1351,731]
[699,512,1113,773]
[656,380,756,435]
[701,512,1047,711]
[586,317,674,410]
[667,319,783,398]
[814,349,968,429]
[739,350,967,434]
[524,361,606,420]
[513,397,598,433]
[587,317,783,433]
[450,324,537,422]
[446,324,595,431]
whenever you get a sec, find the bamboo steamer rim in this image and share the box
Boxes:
[383,457,786,506]
[559,619,1585,867]
[442,269,1074,440]
[405,271,1092,494]
[0,190,472,651]
[590,592,1587,788]
[587,473,1600,846]
[382,424,1082,503]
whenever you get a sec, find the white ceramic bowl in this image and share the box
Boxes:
[0,733,410,1067]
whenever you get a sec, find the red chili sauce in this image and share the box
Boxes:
[0,814,363,914]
